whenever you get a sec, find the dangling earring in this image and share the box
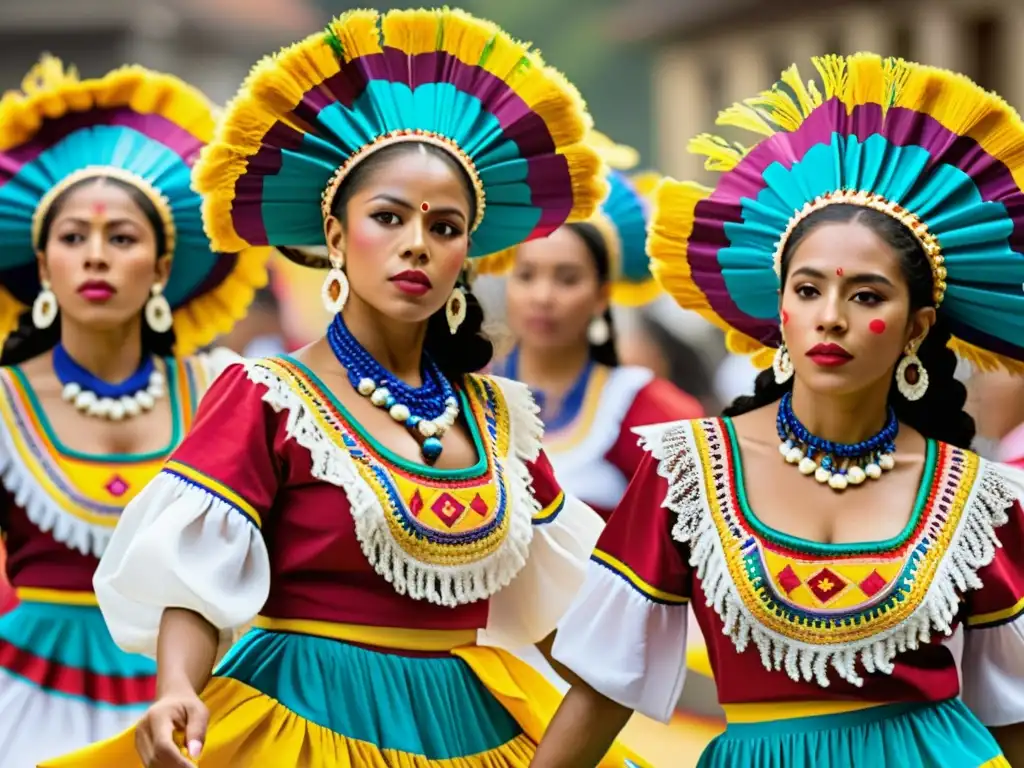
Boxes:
[773,342,794,384]
[896,342,929,401]
[446,286,466,335]
[321,252,349,314]
[145,284,173,333]
[587,314,610,346]
[32,280,58,329]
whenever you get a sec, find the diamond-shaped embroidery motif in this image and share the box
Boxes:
[409,491,424,517]
[431,493,466,528]
[807,567,847,604]
[470,494,488,517]
[859,570,888,598]
[776,565,802,594]
[105,475,130,498]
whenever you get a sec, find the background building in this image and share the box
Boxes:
[609,0,1024,181]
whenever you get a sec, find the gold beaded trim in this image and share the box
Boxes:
[31,167,176,257]
[320,130,486,233]
[773,189,947,306]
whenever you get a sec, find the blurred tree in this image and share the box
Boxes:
[311,0,654,164]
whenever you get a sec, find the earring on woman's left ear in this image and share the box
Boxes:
[144,283,173,333]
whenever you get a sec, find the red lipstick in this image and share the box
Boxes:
[77,280,116,303]
[806,342,853,367]
[390,270,432,297]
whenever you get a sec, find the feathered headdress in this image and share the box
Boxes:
[193,8,605,266]
[649,54,1024,372]
[0,55,271,355]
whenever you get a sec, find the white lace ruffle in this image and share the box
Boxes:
[637,420,1019,688]
[244,362,542,608]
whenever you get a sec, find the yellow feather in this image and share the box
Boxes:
[716,103,777,137]
[585,130,640,170]
[629,171,662,200]
[687,134,744,172]
[779,64,820,115]
[330,9,382,60]
[561,144,608,222]
[381,8,442,56]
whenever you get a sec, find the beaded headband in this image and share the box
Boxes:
[31,166,177,257]
[774,189,946,306]
[320,130,486,232]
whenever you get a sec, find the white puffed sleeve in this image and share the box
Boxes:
[480,486,604,648]
[551,451,692,723]
[95,363,279,657]
[960,463,1024,726]
[476,375,606,649]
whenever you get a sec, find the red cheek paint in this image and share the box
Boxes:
[781,309,789,325]
[869,319,887,334]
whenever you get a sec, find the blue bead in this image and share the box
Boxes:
[406,415,422,428]
[385,396,396,409]
[422,436,444,461]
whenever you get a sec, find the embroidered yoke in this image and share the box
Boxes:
[554,417,1024,728]
[0,354,226,768]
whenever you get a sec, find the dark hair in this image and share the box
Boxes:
[724,203,975,449]
[330,141,493,379]
[564,221,619,367]
[0,175,176,366]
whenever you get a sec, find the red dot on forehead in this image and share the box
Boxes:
[421,202,430,212]
[91,202,107,215]
[836,267,844,276]
[869,319,887,334]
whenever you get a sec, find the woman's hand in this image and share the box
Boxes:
[134,690,209,768]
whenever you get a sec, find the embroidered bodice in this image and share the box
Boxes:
[96,357,589,654]
[552,416,1024,725]
[0,354,226,591]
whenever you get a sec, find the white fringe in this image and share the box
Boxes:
[244,362,540,608]
[638,419,1020,689]
[0,412,112,559]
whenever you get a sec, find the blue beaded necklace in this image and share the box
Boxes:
[776,391,899,492]
[52,343,165,421]
[327,313,459,464]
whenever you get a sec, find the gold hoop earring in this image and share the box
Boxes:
[772,341,794,384]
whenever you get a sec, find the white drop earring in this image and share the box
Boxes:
[896,343,929,401]
[773,342,794,384]
[321,252,349,314]
[446,286,466,334]
[587,314,610,346]
[32,280,58,329]
[144,284,173,333]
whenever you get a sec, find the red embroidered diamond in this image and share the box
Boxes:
[859,570,888,597]
[409,491,424,517]
[776,565,801,594]
[807,568,847,604]
[105,475,130,497]
[470,494,489,517]
[431,493,466,528]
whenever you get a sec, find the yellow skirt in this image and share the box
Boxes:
[42,620,651,767]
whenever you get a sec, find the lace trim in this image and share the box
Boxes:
[244,362,542,608]
[638,419,1018,688]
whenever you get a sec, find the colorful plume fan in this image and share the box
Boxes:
[597,169,662,307]
[0,55,271,355]
[649,53,1024,372]
[193,7,605,266]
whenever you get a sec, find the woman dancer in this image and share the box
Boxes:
[498,137,702,520]
[535,54,1024,767]
[0,56,269,766]
[47,9,647,768]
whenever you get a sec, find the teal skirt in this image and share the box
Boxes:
[698,699,1006,768]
